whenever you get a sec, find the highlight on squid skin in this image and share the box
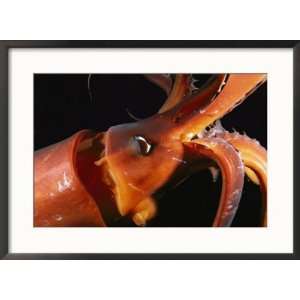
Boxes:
[34,73,267,227]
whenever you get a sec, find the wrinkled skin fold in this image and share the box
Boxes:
[34,73,267,227]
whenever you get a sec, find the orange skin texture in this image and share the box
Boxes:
[34,74,267,227]
[34,130,106,227]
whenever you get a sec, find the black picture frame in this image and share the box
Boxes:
[0,40,299,260]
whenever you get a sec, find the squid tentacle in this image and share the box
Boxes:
[167,74,227,121]
[173,74,266,140]
[158,74,192,113]
[144,74,192,113]
[144,74,173,95]
[218,131,267,226]
[184,137,245,226]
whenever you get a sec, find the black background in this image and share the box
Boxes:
[34,74,267,227]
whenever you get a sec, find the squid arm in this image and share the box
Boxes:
[174,74,267,140]
[220,131,267,226]
[158,74,192,113]
[184,137,245,226]
[144,74,173,95]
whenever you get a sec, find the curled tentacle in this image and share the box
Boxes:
[184,138,245,226]
[219,131,267,226]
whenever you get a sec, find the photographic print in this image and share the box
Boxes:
[1,42,296,257]
[34,73,267,228]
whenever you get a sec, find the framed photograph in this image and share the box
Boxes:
[0,41,298,259]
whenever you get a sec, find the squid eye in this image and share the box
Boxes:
[131,135,152,156]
